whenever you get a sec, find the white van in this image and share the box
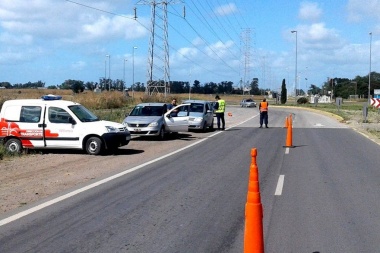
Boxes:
[0,95,131,155]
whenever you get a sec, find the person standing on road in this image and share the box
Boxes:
[167,98,178,117]
[259,98,269,128]
[214,95,226,130]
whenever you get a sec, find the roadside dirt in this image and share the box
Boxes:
[1,107,379,215]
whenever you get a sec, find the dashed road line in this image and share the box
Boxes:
[275,175,285,196]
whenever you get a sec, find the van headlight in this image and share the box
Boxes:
[148,122,158,127]
[106,126,119,133]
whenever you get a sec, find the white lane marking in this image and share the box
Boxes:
[0,114,259,227]
[285,147,290,154]
[275,175,285,196]
[315,123,324,127]
[0,138,210,227]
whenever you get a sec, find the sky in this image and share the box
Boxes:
[1,0,380,93]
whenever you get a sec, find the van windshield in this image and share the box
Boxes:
[69,105,99,122]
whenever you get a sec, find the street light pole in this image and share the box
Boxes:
[104,58,107,90]
[132,46,137,98]
[291,30,298,97]
[109,55,111,90]
[105,55,110,90]
[123,59,128,91]
[369,32,372,104]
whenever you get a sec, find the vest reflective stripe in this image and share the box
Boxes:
[260,102,268,112]
[215,100,225,113]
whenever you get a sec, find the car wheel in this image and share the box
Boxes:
[4,138,22,154]
[85,137,103,155]
[158,126,166,140]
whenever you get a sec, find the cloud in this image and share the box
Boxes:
[77,15,148,43]
[287,23,344,51]
[0,1,147,43]
[298,2,322,21]
[0,33,33,45]
[214,3,238,16]
[192,37,205,47]
[71,61,87,70]
[206,40,235,59]
[347,0,380,22]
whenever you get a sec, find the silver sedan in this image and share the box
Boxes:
[240,98,257,107]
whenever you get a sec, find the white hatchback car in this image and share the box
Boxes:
[122,103,191,140]
[181,100,214,132]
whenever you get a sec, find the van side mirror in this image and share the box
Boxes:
[68,117,76,125]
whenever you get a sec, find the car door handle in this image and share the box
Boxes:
[38,124,47,128]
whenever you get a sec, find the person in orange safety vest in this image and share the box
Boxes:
[259,98,269,128]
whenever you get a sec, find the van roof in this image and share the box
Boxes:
[3,99,80,107]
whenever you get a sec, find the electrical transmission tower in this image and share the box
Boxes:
[240,28,252,93]
[137,0,181,96]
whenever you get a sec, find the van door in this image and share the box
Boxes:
[15,105,46,148]
[43,106,81,148]
[164,104,189,132]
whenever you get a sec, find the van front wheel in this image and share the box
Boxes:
[4,138,22,154]
[85,137,103,155]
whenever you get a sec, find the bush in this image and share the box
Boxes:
[297,97,308,104]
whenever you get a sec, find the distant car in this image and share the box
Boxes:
[240,98,257,107]
[182,100,214,132]
[122,103,190,140]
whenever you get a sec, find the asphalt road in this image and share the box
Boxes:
[1,107,380,252]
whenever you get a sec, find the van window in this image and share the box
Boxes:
[49,107,72,123]
[20,106,41,123]
[69,105,99,122]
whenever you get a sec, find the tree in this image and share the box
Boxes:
[250,78,260,95]
[0,82,12,89]
[308,84,321,95]
[281,79,287,104]
[85,82,97,91]
[61,79,84,93]
[191,80,202,94]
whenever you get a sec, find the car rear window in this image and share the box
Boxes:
[190,103,204,113]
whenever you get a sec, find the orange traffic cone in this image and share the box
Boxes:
[244,148,264,253]
[284,116,289,128]
[251,148,257,165]
[285,115,294,147]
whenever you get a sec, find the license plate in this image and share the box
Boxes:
[134,128,141,132]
